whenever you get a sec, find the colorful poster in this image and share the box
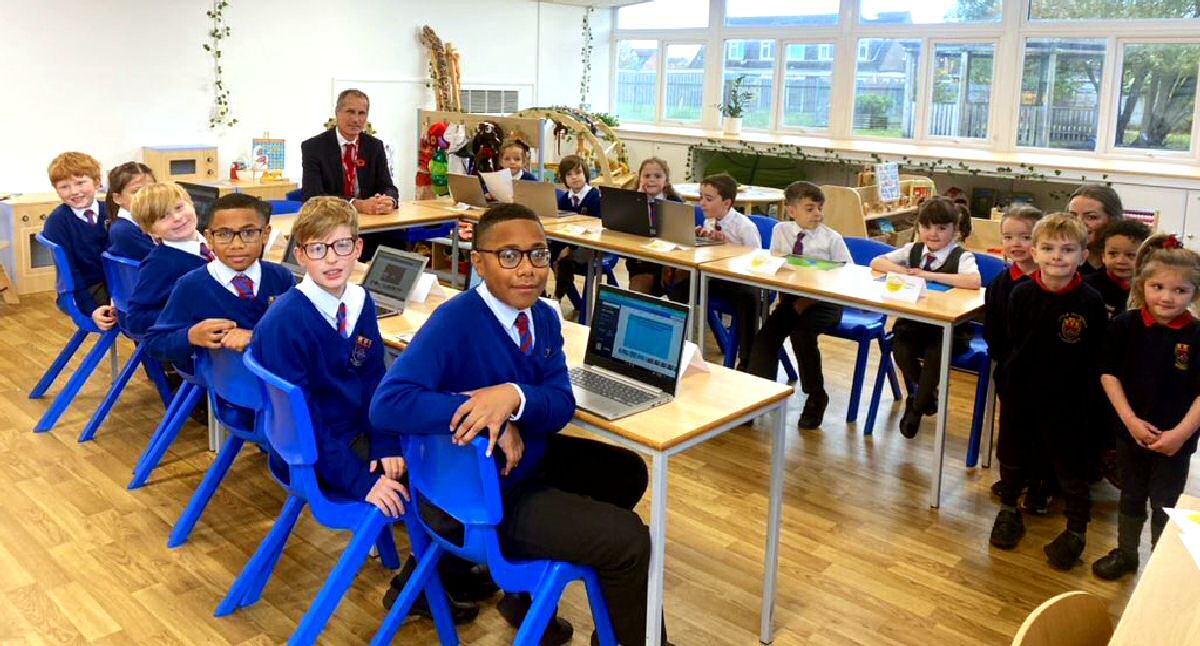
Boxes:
[875,162,900,203]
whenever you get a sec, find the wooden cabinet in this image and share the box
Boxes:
[0,192,64,295]
[141,146,219,183]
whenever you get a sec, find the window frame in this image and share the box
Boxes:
[923,38,1000,147]
[660,40,709,126]
[778,39,838,134]
[1103,36,1200,159]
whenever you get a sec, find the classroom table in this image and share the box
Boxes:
[1109,494,1200,645]
[675,182,786,217]
[696,259,985,509]
[377,289,794,646]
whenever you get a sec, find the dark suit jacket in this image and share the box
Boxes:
[300,129,398,203]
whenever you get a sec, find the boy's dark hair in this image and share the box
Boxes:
[700,172,738,203]
[1070,184,1124,221]
[1096,218,1151,250]
[557,155,590,183]
[918,196,972,240]
[784,181,824,206]
[475,203,543,247]
[212,193,272,225]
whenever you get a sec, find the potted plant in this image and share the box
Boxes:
[720,75,754,135]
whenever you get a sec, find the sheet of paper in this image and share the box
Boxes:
[680,340,710,377]
[1180,530,1200,571]
[480,170,514,203]
[265,228,283,257]
[731,250,785,276]
[879,271,926,303]
[408,272,445,304]
[560,224,591,236]
[644,239,677,252]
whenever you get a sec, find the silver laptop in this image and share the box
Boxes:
[362,246,429,318]
[280,233,303,279]
[657,200,725,247]
[569,284,690,420]
[514,180,578,219]
[447,173,498,209]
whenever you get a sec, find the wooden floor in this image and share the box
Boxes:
[2,291,1196,645]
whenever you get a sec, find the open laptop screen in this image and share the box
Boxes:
[362,247,427,308]
[585,285,689,394]
[178,182,221,231]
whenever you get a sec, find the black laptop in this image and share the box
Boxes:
[178,182,221,231]
[599,187,653,237]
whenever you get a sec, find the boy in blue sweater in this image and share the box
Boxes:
[43,152,115,330]
[144,193,293,374]
[371,204,664,646]
[550,154,599,301]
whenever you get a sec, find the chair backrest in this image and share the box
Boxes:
[748,214,776,250]
[242,350,318,467]
[821,186,869,238]
[844,236,895,266]
[198,348,262,411]
[1011,591,1113,646]
[693,204,705,227]
[100,251,141,314]
[404,434,504,529]
[286,188,303,201]
[36,233,89,327]
[268,199,303,216]
[974,252,1007,286]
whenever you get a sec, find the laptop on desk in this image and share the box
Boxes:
[513,180,577,219]
[447,173,498,209]
[569,284,690,420]
[280,233,303,279]
[362,246,429,318]
[657,199,724,248]
[599,187,653,237]
[179,182,221,231]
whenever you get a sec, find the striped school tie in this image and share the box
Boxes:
[792,232,805,256]
[336,302,349,338]
[84,209,95,225]
[199,242,215,262]
[922,253,936,271]
[231,274,254,299]
[515,311,532,355]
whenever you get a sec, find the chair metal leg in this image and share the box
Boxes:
[863,338,891,435]
[289,511,388,645]
[168,434,246,548]
[779,350,798,382]
[216,495,305,616]
[582,568,617,646]
[35,330,118,432]
[31,329,88,399]
[844,338,870,423]
[129,384,202,489]
[964,359,991,468]
[132,382,188,474]
[880,336,902,399]
[79,344,146,442]
[374,525,401,570]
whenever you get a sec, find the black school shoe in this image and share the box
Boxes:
[1022,487,1051,516]
[899,399,922,439]
[382,556,490,625]
[497,592,574,646]
[797,392,829,430]
[381,578,479,625]
[1044,530,1086,570]
[989,508,1025,549]
[1092,548,1139,580]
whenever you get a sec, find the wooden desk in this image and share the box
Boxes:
[675,182,786,217]
[1110,494,1200,645]
[197,179,298,202]
[696,259,984,515]
[453,203,598,227]
[377,289,793,646]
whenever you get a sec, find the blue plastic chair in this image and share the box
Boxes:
[168,348,266,547]
[29,234,121,433]
[227,352,401,645]
[129,364,206,489]
[268,199,303,215]
[372,434,616,646]
[286,188,303,202]
[77,253,174,442]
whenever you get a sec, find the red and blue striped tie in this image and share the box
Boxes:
[231,274,254,299]
[515,311,532,355]
[336,302,349,338]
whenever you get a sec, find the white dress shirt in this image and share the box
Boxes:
[297,274,366,334]
[70,200,101,224]
[336,130,360,199]
[116,207,136,223]
[882,241,979,275]
[770,222,852,263]
[477,281,530,419]
[161,232,207,258]
[207,259,263,297]
[565,185,593,208]
[702,208,761,249]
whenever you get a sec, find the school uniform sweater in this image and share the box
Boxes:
[1084,269,1131,319]
[370,289,574,489]
[251,288,394,500]
[125,245,209,338]
[983,264,1032,387]
[42,201,109,312]
[144,261,294,372]
[558,185,602,216]
[1102,308,1200,455]
[107,215,155,261]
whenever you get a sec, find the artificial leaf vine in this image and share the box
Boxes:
[579,7,594,110]
[203,0,237,128]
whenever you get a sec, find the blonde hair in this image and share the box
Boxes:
[47,151,102,185]
[131,181,192,232]
[1128,238,1200,310]
[1032,212,1088,248]
[293,196,359,244]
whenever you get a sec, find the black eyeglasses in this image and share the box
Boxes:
[299,237,358,260]
[210,227,264,244]
[475,247,552,269]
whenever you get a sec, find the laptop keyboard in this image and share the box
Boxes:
[570,367,658,407]
[375,304,396,318]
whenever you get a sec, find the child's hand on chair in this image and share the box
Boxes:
[91,304,116,331]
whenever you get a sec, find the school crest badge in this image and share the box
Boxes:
[1058,313,1086,343]
[350,335,373,367]
[1177,343,1191,371]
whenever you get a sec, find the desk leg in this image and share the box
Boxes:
[645,451,667,646]
[207,398,225,453]
[981,360,997,468]
[929,323,953,508]
[760,402,787,644]
[584,250,598,323]
[450,223,461,289]
[687,270,699,344]
[695,271,708,347]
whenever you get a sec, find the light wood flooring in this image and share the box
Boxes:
[1,291,1196,645]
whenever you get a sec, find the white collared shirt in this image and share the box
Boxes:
[161,232,207,258]
[70,200,101,224]
[336,129,359,151]
[297,274,365,335]
[207,259,263,297]
[566,185,593,207]
[702,208,761,249]
[476,281,530,419]
[771,222,852,263]
[882,241,979,275]
[116,207,135,223]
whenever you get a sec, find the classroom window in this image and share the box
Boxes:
[1017,38,1107,150]
[859,0,1001,24]
[928,43,994,140]
[761,42,775,61]
[723,39,776,129]
[724,0,840,26]
[853,39,921,138]
[615,40,658,123]
[1030,0,1200,21]
[616,0,708,29]
[782,43,835,129]
[664,44,706,122]
[1114,43,1200,152]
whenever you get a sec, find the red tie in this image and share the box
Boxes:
[792,232,805,256]
[571,194,580,209]
[922,253,936,271]
[342,142,357,198]
[336,302,349,338]
[199,242,215,262]
[231,274,254,299]
[515,311,533,355]
[84,209,95,225]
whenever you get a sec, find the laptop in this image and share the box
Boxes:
[513,180,577,219]
[569,284,690,420]
[362,246,429,318]
[657,199,725,248]
[280,233,303,279]
[178,182,220,231]
[599,187,653,237]
[447,173,497,209]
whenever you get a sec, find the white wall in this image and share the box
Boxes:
[0,0,607,196]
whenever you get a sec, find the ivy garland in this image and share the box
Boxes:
[203,0,237,129]
[578,6,593,110]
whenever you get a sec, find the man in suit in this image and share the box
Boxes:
[301,89,398,215]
